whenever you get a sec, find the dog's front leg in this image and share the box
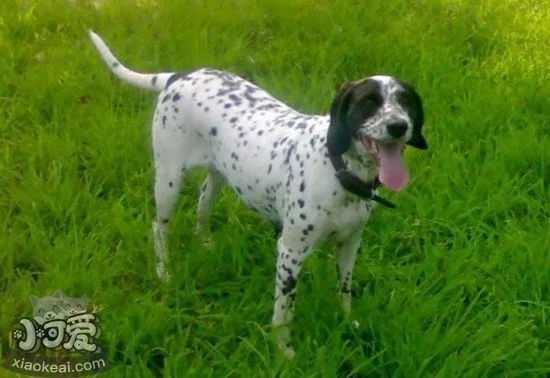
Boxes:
[271,235,308,360]
[336,228,363,314]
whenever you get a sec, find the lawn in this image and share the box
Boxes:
[1,0,549,376]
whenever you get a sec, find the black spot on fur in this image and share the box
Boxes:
[281,264,293,276]
[228,94,242,105]
[282,276,297,295]
[165,71,194,88]
[210,127,217,136]
[284,143,296,165]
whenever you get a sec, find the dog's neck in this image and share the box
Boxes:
[328,144,396,208]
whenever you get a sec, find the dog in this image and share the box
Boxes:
[89,31,427,359]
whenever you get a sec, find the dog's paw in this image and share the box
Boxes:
[273,325,295,360]
[200,235,215,248]
[339,292,352,314]
[155,264,170,282]
[280,344,295,360]
[195,227,215,247]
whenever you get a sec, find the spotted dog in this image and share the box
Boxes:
[89,31,428,359]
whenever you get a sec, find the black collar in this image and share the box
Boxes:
[329,153,396,208]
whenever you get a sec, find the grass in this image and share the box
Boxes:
[0,0,549,376]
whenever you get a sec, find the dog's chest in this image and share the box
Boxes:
[322,194,376,239]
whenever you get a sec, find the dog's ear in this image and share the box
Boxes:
[327,81,356,155]
[404,85,428,150]
[408,134,428,150]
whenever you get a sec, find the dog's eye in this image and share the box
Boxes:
[353,96,379,121]
[357,95,382,119]
[397,91,413,107]
[364,94,382,106]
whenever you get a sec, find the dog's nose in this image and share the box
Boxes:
[387,122,408,138]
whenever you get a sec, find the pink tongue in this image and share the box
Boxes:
[378,143,409,192]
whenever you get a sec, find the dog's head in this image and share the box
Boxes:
[327,76,427,192]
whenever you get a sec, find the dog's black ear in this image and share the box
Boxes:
[404,85,428,150]
[408,134,428,150]
[327,82,355,155]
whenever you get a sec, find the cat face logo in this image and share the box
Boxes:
[30,290,88,325]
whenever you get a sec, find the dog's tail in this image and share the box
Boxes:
[89,30,173,92]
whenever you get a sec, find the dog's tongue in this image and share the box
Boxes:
[378,143,409,192]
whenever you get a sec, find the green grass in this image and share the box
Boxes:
[1,0,549,376]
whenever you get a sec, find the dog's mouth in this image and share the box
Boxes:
[359,134,409,192]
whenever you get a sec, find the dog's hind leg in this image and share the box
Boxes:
[150,98,210,279]
[152,161,186,280]
[196,169,225,242]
